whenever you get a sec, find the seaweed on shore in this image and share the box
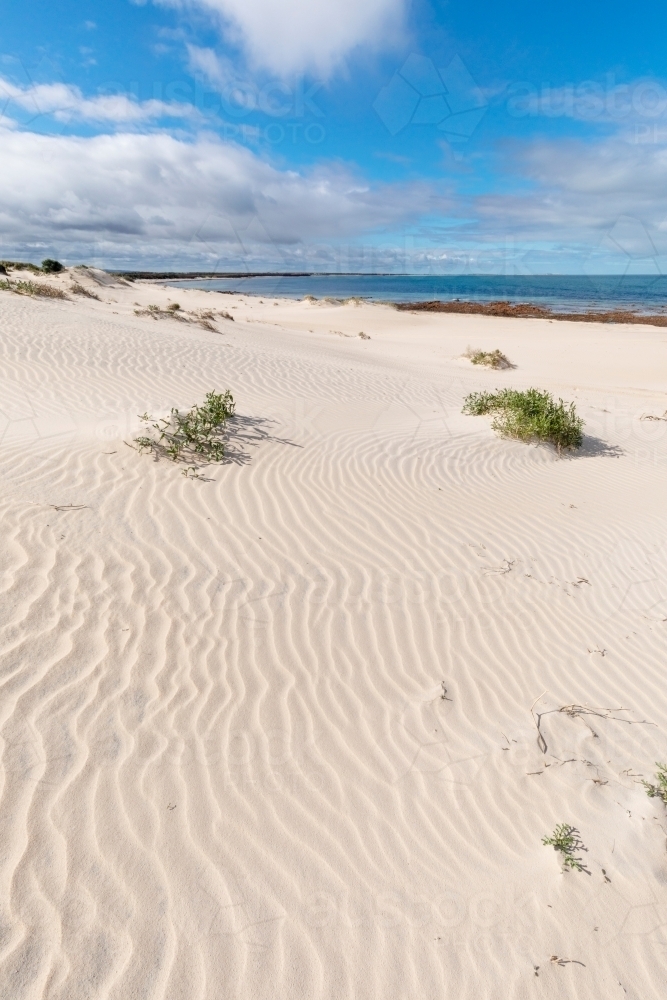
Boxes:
[396,299,667,328]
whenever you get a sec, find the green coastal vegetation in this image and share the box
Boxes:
[463,387,584,452]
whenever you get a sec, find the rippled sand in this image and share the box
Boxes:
[1,269,666,999]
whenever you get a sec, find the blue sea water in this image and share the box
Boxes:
[166,273,667,314]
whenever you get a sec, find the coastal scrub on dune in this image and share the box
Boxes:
[41,258,64,273]
[462,387,584,452]
[133,302,234,330]
[134,389,235,468]
[0,277,68,299]
[463,346,514,369]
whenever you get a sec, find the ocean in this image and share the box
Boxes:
[165,273,667,314]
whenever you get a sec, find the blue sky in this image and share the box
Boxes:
[1,0,667,272]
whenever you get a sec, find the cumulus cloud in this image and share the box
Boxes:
[476,137,667,243]
[0,77,198,124]
[157,0,406,77]
[4,121,665,272]
[0,127,447,264]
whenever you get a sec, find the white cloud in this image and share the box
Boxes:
[476,137,667,244]
[452,134,667,275]
[186,46,239,91]
[0,77,198,124]
[0,127,446,264]
[4,118,666,272]
[158,0,406,77]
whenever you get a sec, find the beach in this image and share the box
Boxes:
[1,267,666,998]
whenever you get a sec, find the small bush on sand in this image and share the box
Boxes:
[643,763,667,804]
[134,303,230,331]
[14,280,67,299]
[134,391,235,464]
[42,259,64,273]
[464,347,513,369]
[542,824,586,872]
[462,388,583,453]
[70,281,100,300]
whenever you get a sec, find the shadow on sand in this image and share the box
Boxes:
[565,435,624,460]
[220,414,301,467]
[127,413,300,480]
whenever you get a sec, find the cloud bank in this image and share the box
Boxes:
[2,122,667,271]
[0,127,445,265]
[477,137,667,241]
[157,0,406,77]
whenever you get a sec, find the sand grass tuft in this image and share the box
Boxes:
[70,281,101,300]
[462,387,583,452]
[134,304,231,330]
[542,824,587,872]
[464,347,514,369]
[643,763,667,804]
[1,276,68,298]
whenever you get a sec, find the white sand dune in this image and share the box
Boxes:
[0,269,666,999]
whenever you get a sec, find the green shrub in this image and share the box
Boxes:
[462,387,583,452]
[643,763,667,804]
[542,824,586,872]
[42,258,64,273]
[134,390,235,465]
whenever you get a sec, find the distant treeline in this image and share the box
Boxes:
[109,271,317,280]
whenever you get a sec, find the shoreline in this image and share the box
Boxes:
[5,263,667,324]
[4,265,667,328]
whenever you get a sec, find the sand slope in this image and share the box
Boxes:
[0,272,666,999]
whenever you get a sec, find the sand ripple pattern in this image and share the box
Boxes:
[0,293,666,999]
